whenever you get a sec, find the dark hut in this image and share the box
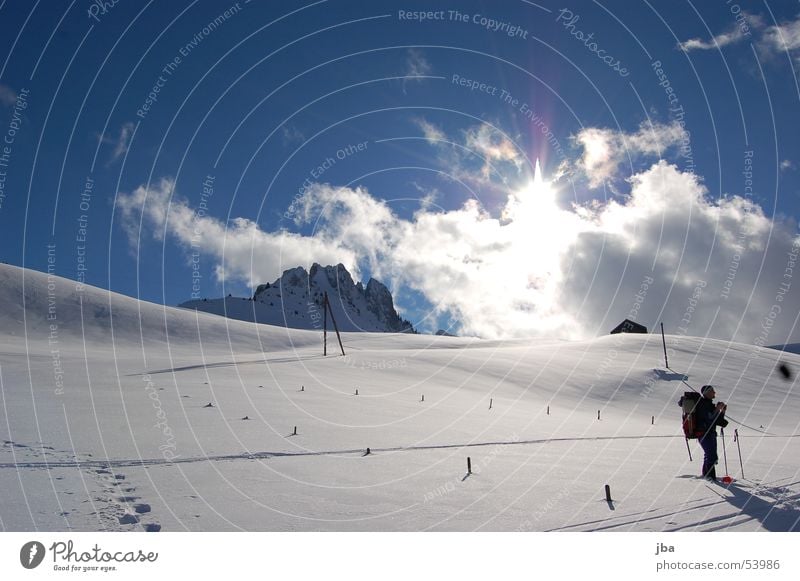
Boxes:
[610,319,647,335]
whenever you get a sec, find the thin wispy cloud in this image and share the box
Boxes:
[0,84,17,107]
[464,124,523,180]
[415,118,446,144]
[679,26,748,52]
[99,122,135,165]
[405,48,432,79]
[761,16,800,63]
[281,125,306,145]
[414,118,525,189]
[402,49,433,93]
[677,12,800,66]
[763,17,800,51]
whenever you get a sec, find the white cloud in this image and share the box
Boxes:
[679,29,745,52]
[414,118,526,189]
[99,122,135,165]
[781,159,794,171]
[116,178,357,288]
[678,12,800,65]
[573,121,689,187]
[678,13,764,52]
[558,162,796,344]
[464,124,523,180]
[120,161,800,345]
[762,17,800,52]
[414,118,446,144]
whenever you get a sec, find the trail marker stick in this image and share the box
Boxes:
[734,429,745,478]
[323,292,346,356]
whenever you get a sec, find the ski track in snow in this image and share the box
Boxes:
[0,434,711,469]
[3,433,798,471]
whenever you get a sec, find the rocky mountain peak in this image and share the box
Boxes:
[193,264,415,333]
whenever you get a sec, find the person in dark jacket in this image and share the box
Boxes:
[695,385,728,481]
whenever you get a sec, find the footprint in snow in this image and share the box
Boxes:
[118,513,139,525]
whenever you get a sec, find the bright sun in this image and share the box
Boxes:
[507,160,571,247]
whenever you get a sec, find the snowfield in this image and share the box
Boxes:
[1,263,798,531]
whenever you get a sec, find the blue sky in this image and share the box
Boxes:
[1,0,800,342]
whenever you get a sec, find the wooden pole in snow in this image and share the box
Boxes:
[323,292,346,356]
[661,322,669,369]
[323,294,328,357]
[734,429,744,478]
[467,457,472,474]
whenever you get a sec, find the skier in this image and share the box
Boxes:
[695,385,728,481]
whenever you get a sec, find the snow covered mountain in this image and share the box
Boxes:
[179,263,415,333]
[2,262,800,532]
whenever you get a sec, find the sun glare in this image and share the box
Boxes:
[508,160,571,243]
[499,158,590,311]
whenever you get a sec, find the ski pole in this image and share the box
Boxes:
[734,429,745,479]
[685,436,692,461]
[720,427,729,476]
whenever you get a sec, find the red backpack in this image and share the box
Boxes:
[679,392,702,439]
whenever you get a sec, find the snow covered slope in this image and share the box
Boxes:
[178,263,414,333]
[0,261,320,352]
[1,263,799,532]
